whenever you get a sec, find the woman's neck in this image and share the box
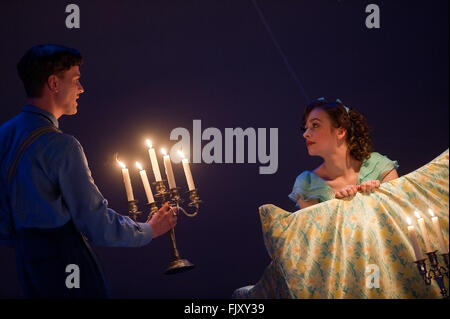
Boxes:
[319,148,362,180]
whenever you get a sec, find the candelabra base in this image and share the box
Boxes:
[164,258,195,275]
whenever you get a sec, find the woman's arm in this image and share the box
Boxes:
[357,169,399,193]
[297,197,320,210]
[381,168,399,183]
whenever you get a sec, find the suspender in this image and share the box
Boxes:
[1,126,61,244]
[5,126,111,296]
[6,126,61,188]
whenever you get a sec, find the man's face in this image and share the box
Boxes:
[54,65,84,115]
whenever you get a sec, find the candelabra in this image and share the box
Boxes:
[128,180,202,275]
[127,199,142,222]
[414,251,449,299]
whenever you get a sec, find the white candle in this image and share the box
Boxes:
[428,209,448,253]
[146,140,162,182]
[117,160,134,201]
[415,211,433,252]
[136,162,155,204]
[161,148,176,189]
[407,217,425,261]
[178,150,195,191]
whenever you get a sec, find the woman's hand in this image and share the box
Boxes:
[334,180,381,199]
[357,180,380,193]
[334,185,358,199]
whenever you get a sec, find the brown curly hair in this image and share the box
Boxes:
[301,98,373,162]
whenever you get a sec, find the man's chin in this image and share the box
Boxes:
[66,107,78,116]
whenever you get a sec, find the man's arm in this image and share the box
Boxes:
[56,135,154,247]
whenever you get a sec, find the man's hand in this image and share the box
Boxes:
[147,202,178,238]
[334,185,358,199]
[357,180,380,193]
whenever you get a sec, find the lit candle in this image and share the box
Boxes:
[117,159,134,202]
[407,217,425,261]
[136,162,155,204]
[178,150,195,191]
[146,139,162,182]
[428,209,448,253]
[161,148,176,189]
[415,211,433,253]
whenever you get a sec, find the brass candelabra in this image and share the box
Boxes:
[127,180,202,275]
[414,251,449,299]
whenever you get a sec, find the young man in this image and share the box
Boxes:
[0,44,177,298]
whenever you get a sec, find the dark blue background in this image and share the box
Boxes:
[0,0,448,298]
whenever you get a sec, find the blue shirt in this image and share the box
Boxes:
[0,105,153,246]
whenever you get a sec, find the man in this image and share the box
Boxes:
[0,44,177,298]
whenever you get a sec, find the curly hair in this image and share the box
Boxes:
[17,44,83,98]
[301,98,373,162]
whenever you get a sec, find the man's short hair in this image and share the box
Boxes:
[17,44,83,98]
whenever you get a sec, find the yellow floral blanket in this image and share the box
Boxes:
[240,149,449,298]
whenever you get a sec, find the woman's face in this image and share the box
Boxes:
[303,108,341,156]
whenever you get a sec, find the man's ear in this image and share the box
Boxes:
[47,74,59,93]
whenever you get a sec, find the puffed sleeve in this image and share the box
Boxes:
[359,152,399,183]
[288,171,314,208]
[376,153,399,181]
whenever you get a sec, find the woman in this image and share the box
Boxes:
[289,98,399,210]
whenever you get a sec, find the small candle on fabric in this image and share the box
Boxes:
[407,217,425,261]
[428,209,448,253]
[415,211,433,253]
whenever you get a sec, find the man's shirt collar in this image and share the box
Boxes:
[22,105,59,128]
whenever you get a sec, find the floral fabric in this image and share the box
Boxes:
[236,149,449,298]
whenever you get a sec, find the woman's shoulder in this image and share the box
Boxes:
[295,170,312,178]
[294,169,319,182]
[366,151,386,161]
[293,168,326,187]
[289,168,331,205]
[360,151,399,181]
[364,151,398,166]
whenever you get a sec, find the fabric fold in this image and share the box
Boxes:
[237,149,449,298]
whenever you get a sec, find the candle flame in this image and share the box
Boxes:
[428,209,435,217]
[178,150,185,159]
[161,148,167,156]
[406,217,412,226]
[414,211,421,219]
[136,162,143,171]
[146,139,152,149]
[116,159,126,169]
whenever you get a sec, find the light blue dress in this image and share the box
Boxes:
[288,152,399,208]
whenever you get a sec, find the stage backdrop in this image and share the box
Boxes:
[0,1,448,298]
